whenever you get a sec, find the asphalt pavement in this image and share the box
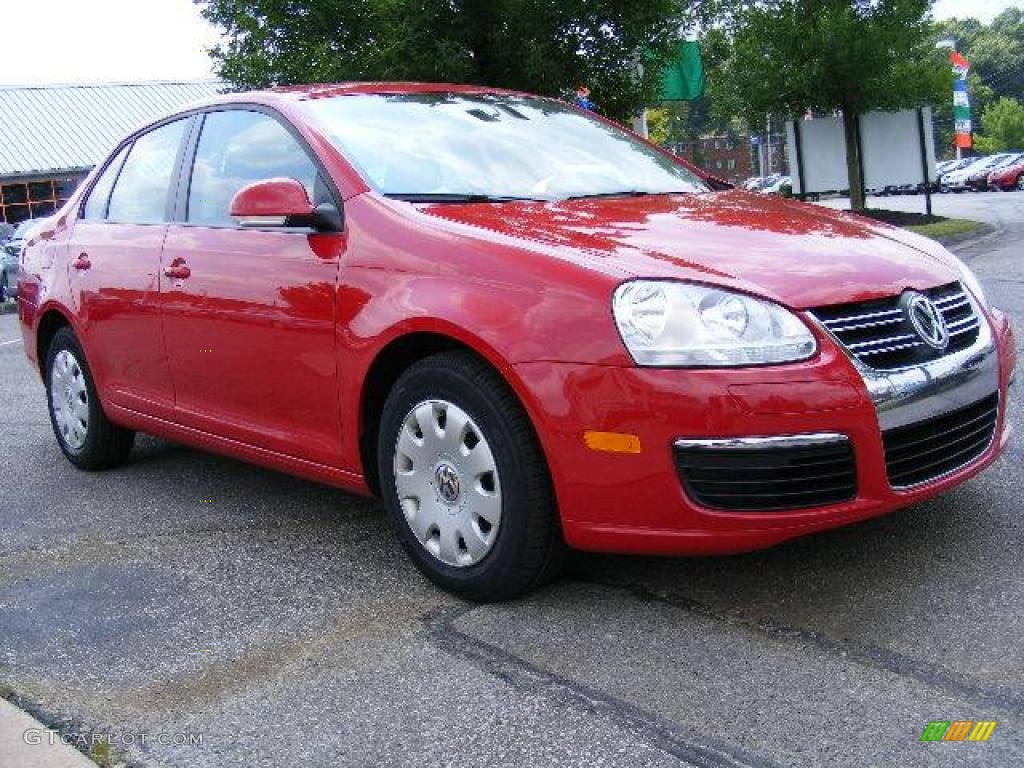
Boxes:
[0,190,1021,767]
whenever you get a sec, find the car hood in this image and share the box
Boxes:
[418,190,959,309]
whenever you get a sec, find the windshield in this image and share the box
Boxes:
[303,93,709,201]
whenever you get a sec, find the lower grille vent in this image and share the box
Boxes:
[673,436,856,512]
[883,394,998,488]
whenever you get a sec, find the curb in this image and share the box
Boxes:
[938,223,1002,253]
[0,698,97,767]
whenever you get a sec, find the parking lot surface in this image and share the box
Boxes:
[1,191,1022,767]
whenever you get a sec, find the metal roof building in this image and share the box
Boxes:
[0,80,222,224]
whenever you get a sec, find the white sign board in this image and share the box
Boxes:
[785,116,848,195]
[860,108,936,190]
[786,108,936,195]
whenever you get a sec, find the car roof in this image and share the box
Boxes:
[190,82,528,110]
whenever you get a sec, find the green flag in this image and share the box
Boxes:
[660,41,705,101]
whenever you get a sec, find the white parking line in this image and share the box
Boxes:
[0,338,22,346]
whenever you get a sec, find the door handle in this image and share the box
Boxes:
[73,253,91,270]
[163,259,191,280]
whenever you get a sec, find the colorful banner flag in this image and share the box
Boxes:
[951,52,972,149]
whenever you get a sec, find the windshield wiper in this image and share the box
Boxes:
[385,193,547,203]
[561,190,697,200]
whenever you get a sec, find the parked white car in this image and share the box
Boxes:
[760,175,792,195]
[942,154,1012,192]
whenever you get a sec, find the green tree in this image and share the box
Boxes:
[196,0,690,121]
[712,0,949,210]
[935,9,1024,103]
[974,97,1024,153]
[933,9,1024,155]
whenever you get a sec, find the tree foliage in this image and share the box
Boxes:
[711,0,948,121]
[709,0,949,208]
[196,0,690,121]
[932,9,1024,154]
[934,9,1024,104]
[974,97,1024,153]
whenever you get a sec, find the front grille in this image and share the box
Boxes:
[882,394,998,488]
[673,437,856,512]
[812,282,979,370]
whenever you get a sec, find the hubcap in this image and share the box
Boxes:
[393,400,501,567]
[50,349,89,451]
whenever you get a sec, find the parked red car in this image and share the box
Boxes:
[18,84,1017,600]
[988,156,1024,191]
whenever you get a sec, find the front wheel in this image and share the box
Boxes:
[378,351,564,601]
[45,327,135,469]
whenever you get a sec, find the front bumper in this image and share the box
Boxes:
[513,306,1016,556]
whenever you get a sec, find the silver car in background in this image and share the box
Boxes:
[1,219,43,302]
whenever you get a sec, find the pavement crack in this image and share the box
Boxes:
[574,578,1024,716]
[421,604,780,768]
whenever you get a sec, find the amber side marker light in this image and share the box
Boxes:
[583,431,642,454]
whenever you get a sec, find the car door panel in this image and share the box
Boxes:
[69,220,172,415]
[159,227,343,463]
[67,119,189,416]
[159,108,346,466]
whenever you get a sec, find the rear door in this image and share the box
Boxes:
[159,107,345,465]
[68,117,191,417]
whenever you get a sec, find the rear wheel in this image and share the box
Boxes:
[45,327,134,469]
[378,351,564,601]
[1018,175,1024,191]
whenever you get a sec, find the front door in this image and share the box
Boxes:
[159,108,344,466]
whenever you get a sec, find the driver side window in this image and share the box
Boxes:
[187,110,322,227]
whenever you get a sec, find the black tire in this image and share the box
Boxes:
[45,327,135,470]
[377,351,565,601]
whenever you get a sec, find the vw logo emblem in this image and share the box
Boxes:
[904,292,949,351]
[434,463,461,504]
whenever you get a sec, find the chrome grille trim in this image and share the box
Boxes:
[810,282,981,371]
[848,333,919,351]
[808,286,999,433]
[858,340,924,356]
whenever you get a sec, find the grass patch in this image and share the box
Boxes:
[850,208,984,242]
[905,218,982,239]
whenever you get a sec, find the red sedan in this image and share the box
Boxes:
[988,156,1024,191]
[17,84,1017,600]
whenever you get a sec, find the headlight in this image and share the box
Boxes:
[612,281,817,367]
[950,254,988,309]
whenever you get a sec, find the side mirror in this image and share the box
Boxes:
[229,178,320,229]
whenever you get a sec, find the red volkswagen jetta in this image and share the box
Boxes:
[18,84,1017,600]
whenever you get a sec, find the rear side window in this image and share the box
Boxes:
[83,145,129,220]
[187,110,319,226]
[107,119,188,224]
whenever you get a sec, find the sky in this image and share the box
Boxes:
[0,0,1020,87]
[1,0,220,86]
